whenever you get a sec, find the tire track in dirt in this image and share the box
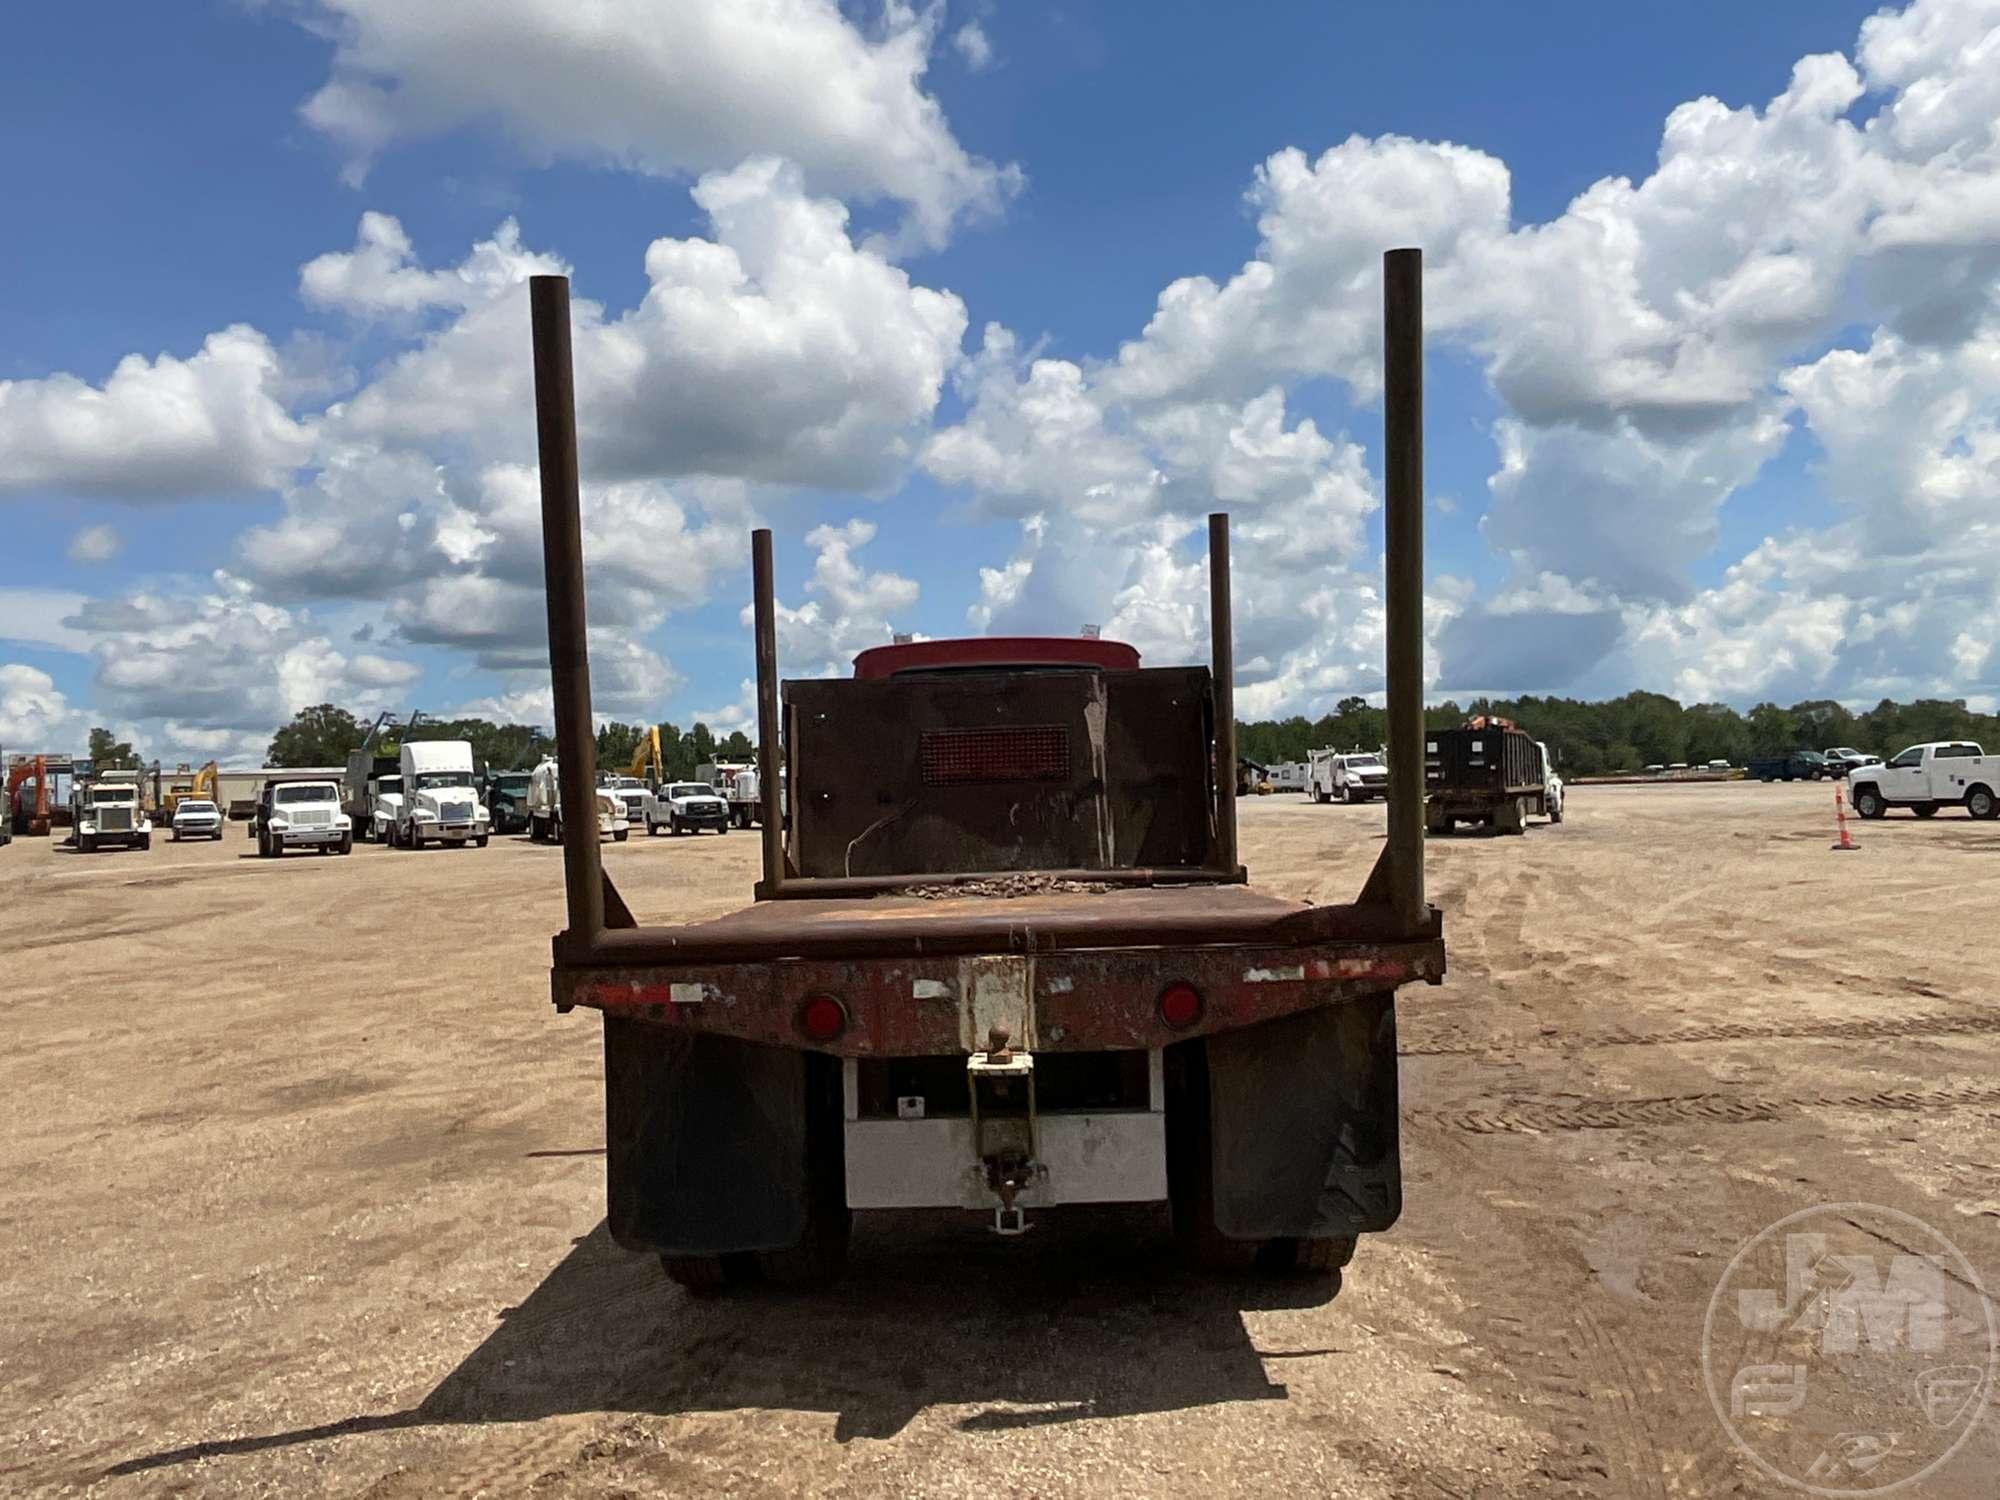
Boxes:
[1403,1009,2000,1058]
[1434,1081,2000,1135]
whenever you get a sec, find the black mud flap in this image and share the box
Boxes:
[1206,994,1401,1240]
[602,1016,809,1256]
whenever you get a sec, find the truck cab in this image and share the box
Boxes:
[1848,743,1997,820]
[391,741,490,849]
[483,770,533,834]
[252,778,352,856]
[73,775,151,852]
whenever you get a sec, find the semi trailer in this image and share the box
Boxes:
[526,252,1443,1293]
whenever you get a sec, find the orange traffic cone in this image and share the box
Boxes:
[1831,781,1858,851]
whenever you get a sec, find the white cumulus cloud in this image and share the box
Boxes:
[290,0,1020,249]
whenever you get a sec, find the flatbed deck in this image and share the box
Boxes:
[565,883,1441,966]
[556,885,1445,1056]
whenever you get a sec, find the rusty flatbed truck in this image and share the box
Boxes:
[529,249,1442,1294]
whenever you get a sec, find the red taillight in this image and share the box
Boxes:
[799,994,848,1043]
[1157,982,1203,1030]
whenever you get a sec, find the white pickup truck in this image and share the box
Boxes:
[1847,742,1997,821]
[645,780,732,835]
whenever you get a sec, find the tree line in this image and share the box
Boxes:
[260,692,1999,784]
[1237,693,2000,779]
[263,704,754,779]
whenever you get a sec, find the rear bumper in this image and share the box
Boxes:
[559,936,1443,1056]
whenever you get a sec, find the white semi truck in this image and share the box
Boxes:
[389,740,490,849]
[72,770,152,852]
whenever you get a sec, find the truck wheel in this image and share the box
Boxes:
[1264,1234,1356,1274]
[1164,1040,1261,1274]
[1852,786,1886,819]
[339,833,354,855]
[613,827,629,842]
[1913,802,1939,819]
[1549,797,1564,825]
[755,1053,851,1288]
[138,834,151,851]
[475,836,488,849]
[660,1253,747,1298]
[645,818,658,836]
[1496,798,1527,835]
[80,833,96,854]
[1968,785,1997,820]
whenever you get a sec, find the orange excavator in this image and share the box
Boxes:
[7,756,55,836]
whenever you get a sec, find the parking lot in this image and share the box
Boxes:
[4,782,1998,1497]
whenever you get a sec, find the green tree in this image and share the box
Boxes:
[1745,702,1799,757]
[267,704,366,768]
[87,726,137,769]
[717,729,755,761]
[594,721,645,773]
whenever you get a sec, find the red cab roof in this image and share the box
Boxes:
[852,636,1142,679]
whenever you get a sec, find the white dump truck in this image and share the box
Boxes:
[389,740,490,849]
[72,771,152,852]
[1847,742,1997,820]
[528,758,628,842]
[251,776,353,856]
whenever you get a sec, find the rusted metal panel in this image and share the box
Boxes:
[783,666,1215,879]
[559,936,1444,1056]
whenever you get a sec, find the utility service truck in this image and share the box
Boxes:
[524,254,1443,1294]
[1308,748,1389,804]
[1847,742,1997,820]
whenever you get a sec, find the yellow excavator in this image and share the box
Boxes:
[629,726,665,790]
[158,761,219,824]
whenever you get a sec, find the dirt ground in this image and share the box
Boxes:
[4,783,1998,1497]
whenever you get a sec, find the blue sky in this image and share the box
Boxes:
[4,0,1998,762]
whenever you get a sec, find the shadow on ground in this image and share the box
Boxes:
[109,1212,1340,1476]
